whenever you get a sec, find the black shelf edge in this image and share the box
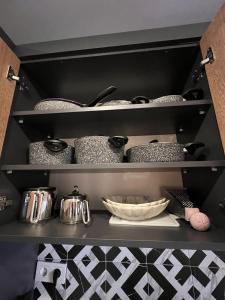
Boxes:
[11,100,211,139]
[1,161,225,173]
[12,100,211,116]
[0,214,224,250]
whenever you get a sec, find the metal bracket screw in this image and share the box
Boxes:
[211,167,218,172]
[199,110,206,115]
[18,119,24,124]
[178,128,184,133]
[6,170,13,175]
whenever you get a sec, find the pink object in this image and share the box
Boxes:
[189,212,210,231]
[185,207,200,221]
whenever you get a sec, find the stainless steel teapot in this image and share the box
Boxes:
[20,187,56,223]
[60,186,90,224]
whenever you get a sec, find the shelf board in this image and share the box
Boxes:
[1,161,225,173]
[0,213,224,250]
[12,100,211,139]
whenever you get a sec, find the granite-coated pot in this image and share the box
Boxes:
[127,141,205,162]
[29,139,74,165]
[34,98,82,111]
[74,136,128,164]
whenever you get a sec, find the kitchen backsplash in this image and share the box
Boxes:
[34,244,225,300]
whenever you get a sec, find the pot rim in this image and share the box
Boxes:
[37,98,80,105]
[127,142,184,151]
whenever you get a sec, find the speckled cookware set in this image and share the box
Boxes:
[29,87,205,165]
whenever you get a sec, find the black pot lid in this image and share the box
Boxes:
[65,186,86,200]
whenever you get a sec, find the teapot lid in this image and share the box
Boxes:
[66,186,86,199]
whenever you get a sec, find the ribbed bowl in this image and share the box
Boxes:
[102,196,169,220]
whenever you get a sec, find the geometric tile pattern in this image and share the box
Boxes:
[33,245,225,300]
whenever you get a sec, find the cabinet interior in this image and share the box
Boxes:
[1,39,225,244]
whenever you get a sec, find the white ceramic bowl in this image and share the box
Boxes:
[103,196,167,207]
[102,198,170,221]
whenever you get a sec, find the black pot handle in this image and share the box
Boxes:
[149,139,159,143]
[44,139,68,153]
[183,142,207,160]
[131,96,149,104]
[108,136,128,148]
[182,88,204,101]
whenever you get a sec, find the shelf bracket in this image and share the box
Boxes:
[6,66,29,91]
[192,47,214,83]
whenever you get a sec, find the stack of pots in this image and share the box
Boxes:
[29,136,128,165]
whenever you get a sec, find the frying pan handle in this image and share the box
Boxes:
[87,86,117,107]
[131,96,149,104]
[44,140,68,153]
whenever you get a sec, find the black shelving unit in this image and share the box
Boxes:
[13,100,211,139]
[1,36,225,248]
[2,161,225,172]
[0,213,224,250]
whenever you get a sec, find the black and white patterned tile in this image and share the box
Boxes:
[33,281,66,300]
[66,260,106,299]
[191,266,225,300]
[38,244,68,262]
[146,248,190,266]
[105,262,149,300]
[189,250,225,269]
[105,246,148,264]
[146,264,195,300]
[67,245,106,262]
[34,245,225,300]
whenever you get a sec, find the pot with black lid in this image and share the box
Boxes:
[60,186,90,224]
[29,139,74,165]
[74,136,128,164]
[127,140,206,162]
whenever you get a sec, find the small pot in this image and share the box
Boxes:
[74,136,128,164]
[29,139,74,165]
[127,140,205,162]
[152,88,204,104]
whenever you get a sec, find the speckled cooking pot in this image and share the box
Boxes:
[127,142,185,162]
[127,141,206,162]
[34,98,82,111]
[29,140,74,165]
[74,136,128,164]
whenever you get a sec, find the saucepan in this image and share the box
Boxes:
[127,140,207,163]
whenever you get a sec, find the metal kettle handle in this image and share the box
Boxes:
[81,200,90,224]
[26,192,43,224]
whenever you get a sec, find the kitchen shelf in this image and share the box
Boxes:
[0,213,224,250]
[12,100,211,140]
[2,161,225,173]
